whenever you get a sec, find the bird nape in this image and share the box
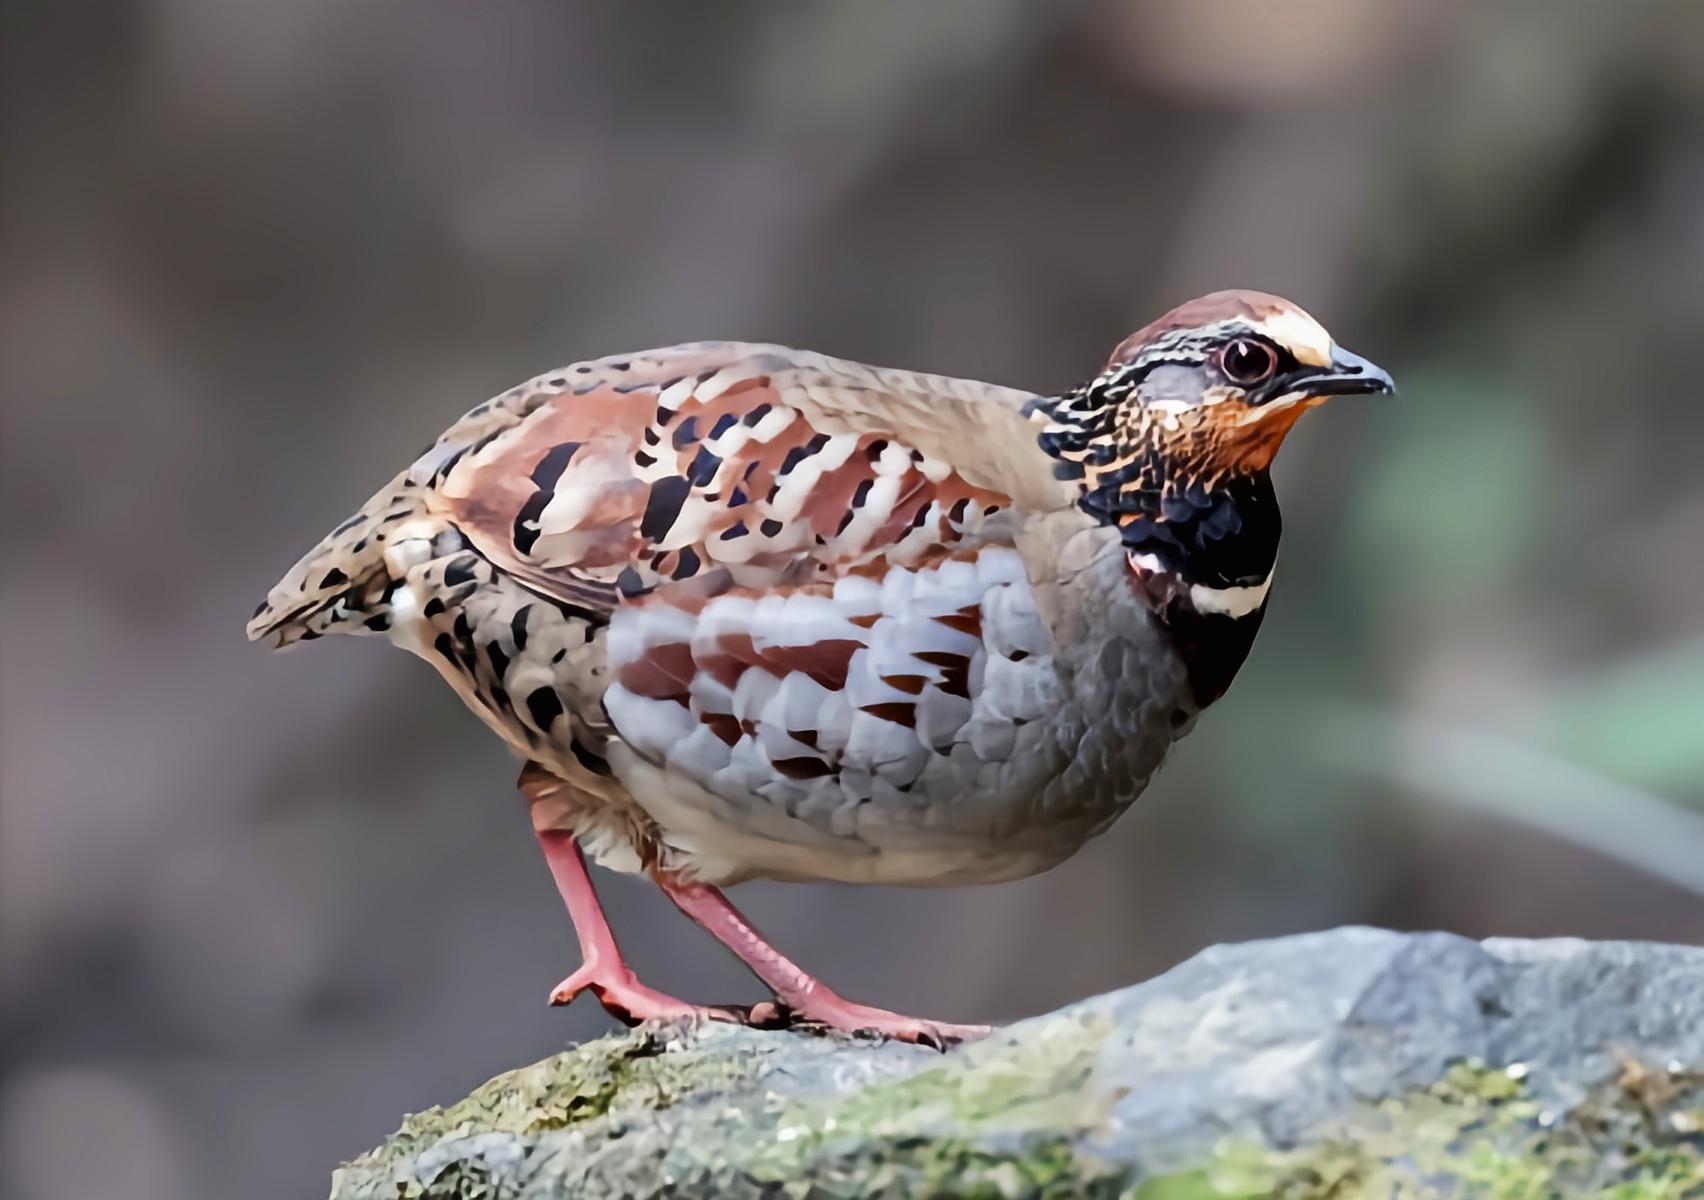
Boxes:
[249,288,1393,1048]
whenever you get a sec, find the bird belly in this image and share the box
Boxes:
[602,542,1193,886]
[375,529,1193,889]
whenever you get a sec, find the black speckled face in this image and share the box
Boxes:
[1039,319,1388,488]
[1028,290,1393,705]
[1031,296,1390,555]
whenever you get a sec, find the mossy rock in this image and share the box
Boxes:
[331,929,1704,1199]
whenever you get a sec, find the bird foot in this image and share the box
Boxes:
[784,993,991,1050]
[549,962,746,1028]
[547,967,982,1048]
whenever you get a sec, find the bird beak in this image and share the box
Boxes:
[1305,346,1395,397]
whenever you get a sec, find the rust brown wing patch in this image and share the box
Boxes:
[430,343,1023,618]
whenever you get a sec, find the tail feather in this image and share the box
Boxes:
[247,470,422,648]
[249,368,552,647]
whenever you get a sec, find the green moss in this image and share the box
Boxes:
[710,1011,1131,1198]
[812,1133,1129,1199]
[336,1024,1702,1200]
[348,1025,764,1169]
[416,1160,495,1200]
[770,1010,1115,1149]
[1136,1058,1704,1200]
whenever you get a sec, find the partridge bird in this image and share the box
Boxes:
[249,289,1391,1047]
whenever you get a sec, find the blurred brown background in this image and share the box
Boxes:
[4,2,1703,1198]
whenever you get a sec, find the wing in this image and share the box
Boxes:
[427,343,1078,877]
[428,341,1073,608]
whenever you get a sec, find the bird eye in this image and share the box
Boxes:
[1217,339,1277,386]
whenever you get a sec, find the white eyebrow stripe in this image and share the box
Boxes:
[1251,309,1334,368]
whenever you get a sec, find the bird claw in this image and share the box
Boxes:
[855,1017,991,1051]
[744,999,793,1029]
[781,995,991,1051]
[548,963,746,1028]
[549,967,987,1050]
[547,963,598,1007]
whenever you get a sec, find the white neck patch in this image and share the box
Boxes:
[1130,552,1274,619]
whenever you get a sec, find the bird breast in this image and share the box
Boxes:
[590,518,1195,886]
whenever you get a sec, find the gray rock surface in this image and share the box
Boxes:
[332,928,1704,1198]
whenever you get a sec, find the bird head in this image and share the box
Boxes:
[1036,289,1393,528]
[1031,290,1395,708]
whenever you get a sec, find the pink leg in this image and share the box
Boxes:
[535,830,745,1028]
[521,763,744,1027]
[656,875,991,1049]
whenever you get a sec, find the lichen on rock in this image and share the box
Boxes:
[1138,1057,1704,1199]
[331,929,1704,1199]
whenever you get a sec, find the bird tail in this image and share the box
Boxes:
[246,469,427,648]
[248,372,549,648]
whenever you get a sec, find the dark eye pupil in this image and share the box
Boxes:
[1222,339,1274,384]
